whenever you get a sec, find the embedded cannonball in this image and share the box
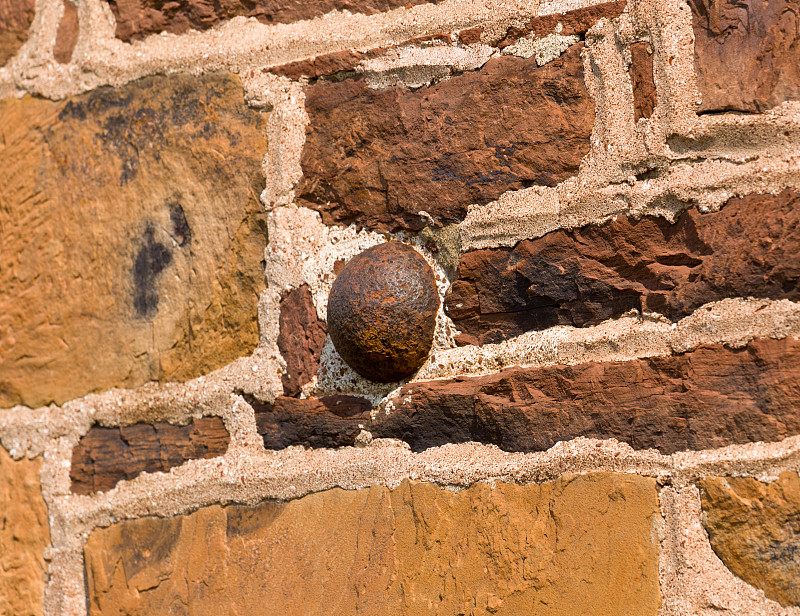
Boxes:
[327,242,439,382]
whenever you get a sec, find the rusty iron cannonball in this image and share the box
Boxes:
[327,242,440,382]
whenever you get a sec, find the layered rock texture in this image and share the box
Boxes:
[700,473,800,607]
[0,447,49,616]
[107,0,445,41]
[299,44,594,232]
[0,0,35,66]
[244,338,800,454]
[690,0,800,113]
[446,191,800,345]
[70,418,231,495]
[84,474,661,615]
[0,72,267,408]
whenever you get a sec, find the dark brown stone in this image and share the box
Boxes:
[70,417,230,494]
[689,0,800,113]
[0,0,35,66]
[631,41,656,121]
[327,243,439,382]
[246,394,373,449]
[278,285,327,397]
[239,338,800,455]
[108,0,445,42]
[54,0,79,64]
[496,1,627,48]
[700,472,800,607]
[446,190,800,346]
[457,26,483,45]
[299,44,594,232]
[266,49,365,80]
[376,338,800,454]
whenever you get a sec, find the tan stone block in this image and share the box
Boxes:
[0,446,49,616]
[700,472,800,607]
[85,473,661,615]
[0,72,268,408]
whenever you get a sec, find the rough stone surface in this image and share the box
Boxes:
[84,473,660,616]
[247,394,373,449]
[54,0,79,64]
[299,44,594,232]
[245,338,800,454]
[70,417,231,495]
[278,285,327,397]
[690,0,800,113]
[700,472,800,607]
[630,41,656,121]
[0,72,268,408]
[496,0,627,48]
[446,190,800,346]
[108,0,445,42]
[0,0,35,66]
[0,447,49,616]
[327,243,439,382]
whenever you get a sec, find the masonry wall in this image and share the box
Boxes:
[1,0,799,614]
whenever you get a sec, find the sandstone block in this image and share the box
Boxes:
[108,0,444,42]
[278,285,327,397]
[70,417,231,495]
[700,472,800,606]
[299,44,594,232]
[0,0,35,66]
[85,473,661,615]
[0,447,49,616]
[245,338,800,454]
[630,41,656,120]
[689,0,800,113]
[0,73,268,408]
[446,190,800,345]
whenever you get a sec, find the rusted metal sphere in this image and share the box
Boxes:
[327,242,439,382]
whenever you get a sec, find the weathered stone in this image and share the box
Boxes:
[0,72,268,408]
[630,41,656,120]
[446,190,800,345]
[108,0,444,42]
[244,338,800,454]
[85,473,661,615]
[247,393,373,449]
[700,473,800,606]
[689,0,800,113]
[496,0,627,48]
[0,447,49,616]
[54,0,79,64]
[70,417,231,495]
[278,285,327,396]
[299,44,594,232]
[0,0,35,66]
[327,243,439,382]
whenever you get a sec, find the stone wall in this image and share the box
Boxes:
[1,0,799,614]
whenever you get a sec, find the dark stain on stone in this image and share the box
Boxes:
[169,201,191,247]
[133,224,173,318]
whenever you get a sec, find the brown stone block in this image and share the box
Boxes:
[299,44,594,232]
[247,393,373,448]
[496,0,627,48]
[277,285,327,397]
[54,0,79,64]
[0,72,268,408]
[108,0,445,42]
[0,447,49,616]
[70,417,231,495]
[377,338,800,454]
[446,190,800,345]
[631,41,656,121]
[689,0,800,113]
[700,472,800,606]
[0,0,35,66]
[85,473,661,615]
